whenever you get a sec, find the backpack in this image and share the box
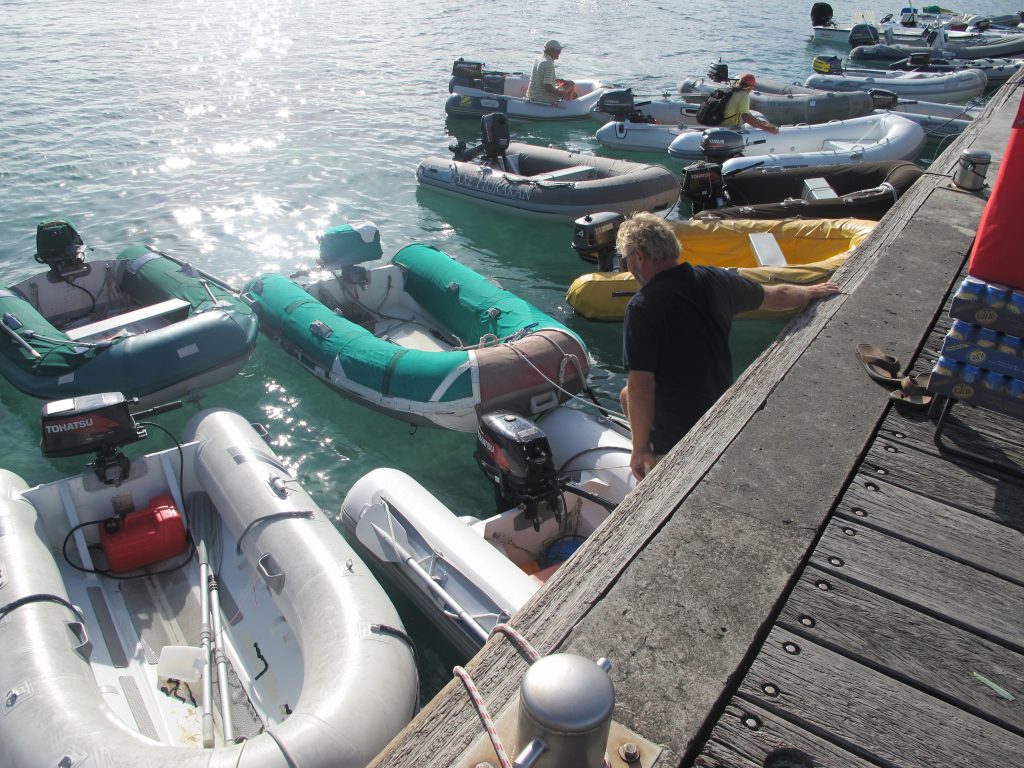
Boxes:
[695,87,737,127]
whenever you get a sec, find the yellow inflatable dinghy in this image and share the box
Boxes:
[566,217,875,321]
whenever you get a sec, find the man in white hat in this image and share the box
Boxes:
[526,40,575,104]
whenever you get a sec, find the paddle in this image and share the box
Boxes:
[355,499,490,645]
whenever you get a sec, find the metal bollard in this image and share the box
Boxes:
[513,654,614,768]
[952,149,991,192]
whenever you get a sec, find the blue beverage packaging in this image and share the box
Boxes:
[961,364,982,384]
[985,284,1008,310]
[997,334,1022,356]
[934,356,959,378]
[976,328,999,348]
[948,319,973,343]
[1009,292,1024,316]
[982,371,1006,394]
[957,277,986,303]
[1009,378,1024,401]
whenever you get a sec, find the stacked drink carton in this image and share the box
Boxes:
[931,276,1024,419]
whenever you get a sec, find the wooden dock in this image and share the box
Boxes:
[370,74,1024,768]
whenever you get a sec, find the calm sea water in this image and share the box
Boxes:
[2,0,1017,701]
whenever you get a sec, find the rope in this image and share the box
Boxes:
[491,623,541,664]
[454,666,513,768]
[0,593,84,622]
[235,510,315,555]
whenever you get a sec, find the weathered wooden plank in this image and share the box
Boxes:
[779,570,1024,734]
[694,701,878,768]
[813,519,1024,652]
[740,627,1024,767]
[837,473,1024,584]
[860,438,1024,532]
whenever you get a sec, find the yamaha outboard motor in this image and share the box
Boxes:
[680,161,725,215]
[848,23,880,46]
[35,219,88,278]
[571,211,624,271]
[810,2,834,26]
[699,129,745,162]
[475,411,560,531]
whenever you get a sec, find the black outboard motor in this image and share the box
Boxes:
[449,58,484,93]
[481,112,510,164]
[571,211,624,271]
[475,411,560,531]
[848,23,880,46]
[706,61,729,83]
[699,129,745,162]
[680,161,725,214]
[810,2,834,26]
[593,89,656,124]
[867,88,899,110]
[35,219,88,278]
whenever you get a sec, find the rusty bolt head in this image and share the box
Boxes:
[618,742,641,763]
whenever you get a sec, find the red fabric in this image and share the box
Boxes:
[968,93,1024,288]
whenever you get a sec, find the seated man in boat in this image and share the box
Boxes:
[722,73,779,134]
[526,39,575,104]
[617,212,838,481]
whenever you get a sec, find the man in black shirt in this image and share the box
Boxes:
[618,213,840,480]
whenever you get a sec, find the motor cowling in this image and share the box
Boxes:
[812,55,843,74]
[35,219,88,278]
[481,112,510,161]
[868,88,899,110]
[810,2,834,26]
[475,411,560,526]
[699,129,745,162]
[595,89,636,121]
[450,58,484,93]
[848,23,880,46]
[706,61,730,83]
[680,161,725,214]
[571,211,624,271]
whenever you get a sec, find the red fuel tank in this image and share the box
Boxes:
[100,494,187,573]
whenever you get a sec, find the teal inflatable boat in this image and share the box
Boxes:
[0,221,259,406]
[243,224,590,431]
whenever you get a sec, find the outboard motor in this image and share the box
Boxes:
[318,220,383,286]
[868,88,899,110]
[35,219,88,278]
[475,411,560,531]
[812,55,843,74]
[571,211,624,271]
[449,58,484,93]
[706,60,729,83]
[680,161,725,215]
[481,112,510,164]
[593,89,655,124]
[699,129,745,162]
[810,2,834,27]
[848,23,880,46]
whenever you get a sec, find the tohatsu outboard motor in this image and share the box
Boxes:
[699,129,745,162]
[680,161,725,214]
[475,411,560,531]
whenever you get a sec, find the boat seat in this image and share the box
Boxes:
[802,177,839,201]
[748,232,788,267]
[531,165,595,182]
[823,140,858,152]
[65,298,191,341]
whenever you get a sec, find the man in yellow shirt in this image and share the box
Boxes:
[721,73,779,134]
[526,40,574,104]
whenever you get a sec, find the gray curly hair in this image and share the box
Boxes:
[615,212,680,266]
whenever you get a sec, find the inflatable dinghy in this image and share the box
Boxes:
[805,66,987,105]
[0,399,418,767]
[0,221,258,407]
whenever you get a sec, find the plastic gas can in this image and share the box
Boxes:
[100,494,187,573]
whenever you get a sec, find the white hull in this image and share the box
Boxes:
[340,406,633,658]
[668,113,927,172]
[447,78,611,121]
[0,408,418,767]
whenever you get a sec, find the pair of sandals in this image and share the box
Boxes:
[856,343,933,408]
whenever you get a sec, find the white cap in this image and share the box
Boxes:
[545,39,562,51]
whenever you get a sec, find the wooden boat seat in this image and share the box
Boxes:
[531,165,595,182]
[65,298,191,341]
[748,232,789,267]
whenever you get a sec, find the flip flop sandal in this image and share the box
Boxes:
[855,343,903,386]
[889,372,934,409]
